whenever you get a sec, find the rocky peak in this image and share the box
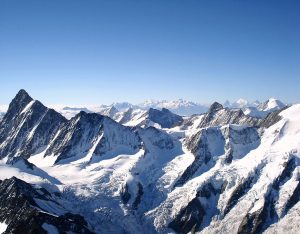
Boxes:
[4,89,33,120]
[0,90,67,159]
[14,89,32,104]
[208,102,223,114]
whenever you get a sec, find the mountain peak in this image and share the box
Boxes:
[14,89,33,104]
[259,98,286,111]
[209,102,223,113]
[16,89,31,98]
[4,89,33,119]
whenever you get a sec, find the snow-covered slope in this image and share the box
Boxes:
[244,98,287,118]
[0,89,298,234]
[145,104,300,233]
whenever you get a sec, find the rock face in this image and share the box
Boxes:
[175,125,260,187]
[45,111,105,163]
[198,102,258,128]
[44,111,142,163]
[168,197,205,233]
[258,106,288,128]
[92,118,142,159]
[118,107,183,128]
[147,108,183,128]
[0,90,67,159]
[140,126,175,151]
[0,177,93,234]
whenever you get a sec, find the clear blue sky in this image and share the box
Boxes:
[0,0,299,105]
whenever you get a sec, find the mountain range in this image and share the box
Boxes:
[0,89,298,234]
[0,98,287,120]
[39,98,285,121]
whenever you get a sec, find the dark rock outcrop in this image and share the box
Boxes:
[0,177,94,234]
[168,197,205,234]
[148,108,183,128]
[258,106,288,128]
[45,111,105,163]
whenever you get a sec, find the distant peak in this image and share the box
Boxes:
[267,97,283,104]
[236,98,248,105]
[209,102,223,113]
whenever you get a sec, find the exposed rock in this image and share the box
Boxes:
[0,177,94,234]
[132,183,144,209]
[198,103,258,128]
[148,108,183,128]
[258,106,288,128]
[168,197,205,234]
[45,111,105,163]
[0,90,66,159]
[120,183,131,204]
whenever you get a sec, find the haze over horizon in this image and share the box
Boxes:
[0,89,290,114]
[1,0,299,105]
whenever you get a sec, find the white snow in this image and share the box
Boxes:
[0,222,7,234]
[20,100,35,114]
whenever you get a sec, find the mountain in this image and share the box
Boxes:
[244,98,287,118]
[223,99,260,109]
[48,99,209,118]
[180,102,259,131]
[0,105,7,120]
[0,90,67,159]
[97,105,119,119]
[0,176,93,233]
[120,107,183,128]
[223,98,287,119]
[44,111,142,164]
[137,99,208,116]
[45,98,286,120]
[0,89,299,234]
[258,98,286,111]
